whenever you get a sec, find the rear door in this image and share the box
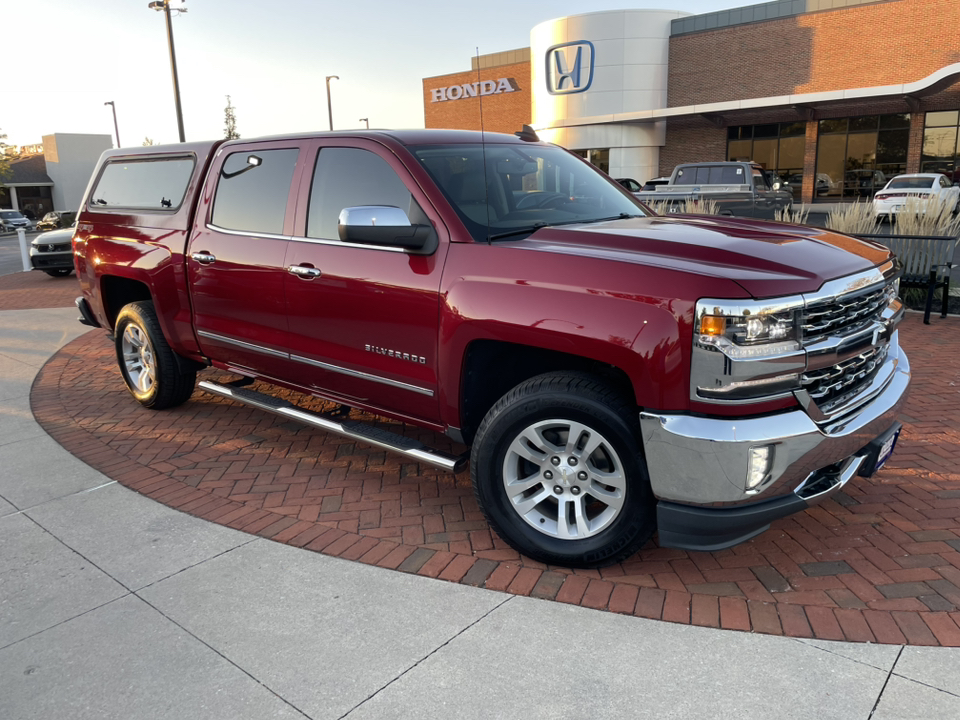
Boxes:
[187,140,305,376]
[281,138,449,423]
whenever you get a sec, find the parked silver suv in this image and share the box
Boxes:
[0,210,34,232]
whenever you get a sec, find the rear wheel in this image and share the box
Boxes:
[471,372,656,568]
[115,301,196,409]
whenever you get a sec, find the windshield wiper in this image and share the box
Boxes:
[487,222,551,241]
[578,213,646,223]
[487,214,644,241]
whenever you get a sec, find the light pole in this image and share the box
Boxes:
[359,117,369,129]
[104,101,121,147]
[148,0,187,142]
[326,75,339,131]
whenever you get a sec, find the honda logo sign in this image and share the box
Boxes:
[545,41,595,95]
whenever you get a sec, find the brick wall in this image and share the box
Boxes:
[423,61,531,135]
[668,0,960,107]
[659,117,730,178]
[802,121,819,204]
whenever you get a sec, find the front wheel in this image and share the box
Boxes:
[471,373,656,568]
[114,301,196,409]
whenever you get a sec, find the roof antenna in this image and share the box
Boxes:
[515,125,539,142]
[477,46,492,244]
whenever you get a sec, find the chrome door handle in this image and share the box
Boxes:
[287,265,322,279]
[191,252,217,264]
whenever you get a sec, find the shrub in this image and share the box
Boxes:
[892,195,960,237]
[824,201,880,235]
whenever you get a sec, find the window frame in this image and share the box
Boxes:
[289,137,448,253]
[205,142,303,238]
[87,154,197,213]
[304,145,424,244]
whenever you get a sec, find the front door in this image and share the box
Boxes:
[187,141,305,377]
[282,139,448,424]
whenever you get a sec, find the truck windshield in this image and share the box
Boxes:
[412,143,649,242]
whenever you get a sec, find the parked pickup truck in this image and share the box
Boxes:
[634,161,794,218]
[72,129,909,567]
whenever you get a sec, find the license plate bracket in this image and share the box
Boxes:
[858,422,902,478]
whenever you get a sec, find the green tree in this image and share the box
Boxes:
[224,95,240,140]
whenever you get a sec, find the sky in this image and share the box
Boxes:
[4,0,759,148]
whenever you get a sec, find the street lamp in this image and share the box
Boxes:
[359,118,369,129]
[326,75,339,132]
[104,101,121,147]
[148,0,187,142]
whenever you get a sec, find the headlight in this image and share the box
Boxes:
[889,277,900,301]
[692,297,805,403]
[696,300,801,358]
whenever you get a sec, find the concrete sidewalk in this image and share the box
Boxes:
[2,308,959,720]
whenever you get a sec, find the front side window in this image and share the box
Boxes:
[307,147,421,241]
[413,143,649,242]
[90,157,195,211]
[211,148,299,235]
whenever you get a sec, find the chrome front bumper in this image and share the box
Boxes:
[639,341,910,549]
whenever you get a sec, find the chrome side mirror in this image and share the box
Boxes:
[338,206,432,251]
[339,206,411,228]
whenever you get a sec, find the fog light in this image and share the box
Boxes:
[746,445,774,493]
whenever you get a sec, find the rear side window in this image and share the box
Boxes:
[307,147,421,241]
[212,149,299,235]
[709,166,743,184]
[89,157,195,210]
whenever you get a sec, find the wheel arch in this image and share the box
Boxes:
[457,339,637,446]
[99,275,153,331]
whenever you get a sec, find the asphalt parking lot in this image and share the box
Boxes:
[0,231,41,277]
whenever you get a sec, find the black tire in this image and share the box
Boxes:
[114,301,196,409]
[44,268,73,277]
[471,372,656,568]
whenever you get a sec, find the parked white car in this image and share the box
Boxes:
[873,173,960,220]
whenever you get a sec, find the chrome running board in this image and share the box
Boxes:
[198,381,467,473]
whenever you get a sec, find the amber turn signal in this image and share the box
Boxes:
[700,315,726,337]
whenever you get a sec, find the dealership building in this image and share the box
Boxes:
[422,0,960,203]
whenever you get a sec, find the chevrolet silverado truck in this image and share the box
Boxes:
[634,161,794,218]
[72,129,909,567]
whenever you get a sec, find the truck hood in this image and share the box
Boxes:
[514,215,891,298]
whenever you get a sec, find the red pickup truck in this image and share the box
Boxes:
[72,129,910,567]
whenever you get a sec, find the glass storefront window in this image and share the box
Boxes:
[819,118,848,134]
[779,122,806,137]
[816,135,846,198]
[725,122,811,199]
[921,123,960,178]
[925,111,960,128]
[879,113,910,130]
[727,139,752,161]
[849,116,880,132]
[814,114,911,201]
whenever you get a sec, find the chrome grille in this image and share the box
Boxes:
[802,283,890,339]
[801,343,889,410]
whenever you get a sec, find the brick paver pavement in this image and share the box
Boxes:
[29,313,960,645]
[0,270,79,311]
